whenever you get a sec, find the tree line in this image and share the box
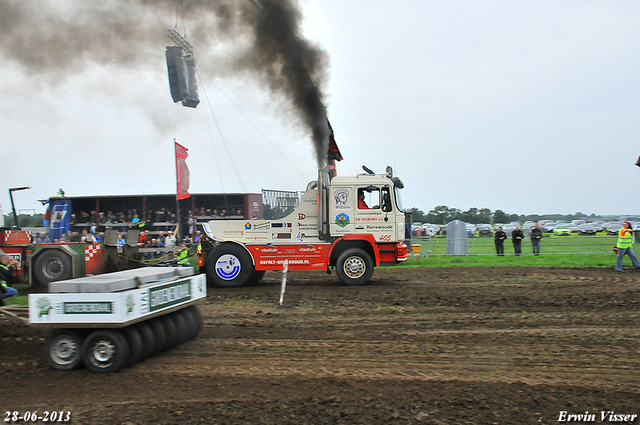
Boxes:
[408,206,602,225]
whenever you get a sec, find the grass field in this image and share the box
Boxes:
[402,232,628,268]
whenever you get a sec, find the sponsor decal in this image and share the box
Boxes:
[355,217,381,222]
[222,230,244,235]
[297,222,316,229]
[35,297,53,318]
[215,254,241,280]
[335,213,350,228]
[298,214,307,220]
[299,247,317,252]
[271,223,292,228]
[261,247,279,253]
[149,281,191,312]
[260,259,310,265]
[253,221,270,230]
[274,233,292,239]
[245,235,269,241]
[245,222,252,230]
[334,188,349,207]
[303,198,318,204]
[63,302,113,314]
[8,253,21,270]
[366,224,394,230]
[4,230,31,245]
[297,232,303,242]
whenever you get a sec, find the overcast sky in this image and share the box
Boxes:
[2,0,639,218]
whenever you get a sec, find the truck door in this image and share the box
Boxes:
[353,186,394,242]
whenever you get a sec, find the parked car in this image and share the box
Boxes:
[523,221,536,230]
[477,223,493,236]
[606,223,623,236]
[567,223,580,233]
[493,223,505,231]
[503,223,516,235]
[553,224,571,236]
[572,220,586,227]
[466,223,476,236]
[590,223,603,232]
[424,224,440,236]
[578,223,597,236]
[541,221,556,233]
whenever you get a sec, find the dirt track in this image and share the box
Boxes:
[2,266,639,424]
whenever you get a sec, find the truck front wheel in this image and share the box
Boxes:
[205,244,253,287]
[336,248,374,286]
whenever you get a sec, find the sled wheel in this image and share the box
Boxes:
[121,326,144,368]
[134,321,156,359]
[148,318,167,354]
[160,314,178,348]
[205,243,253,287]
[336,248,374,286]
[44,329,84,370]
[172,310,189,345]
[185,305,203,338]
[82,330,129,373]
[181,307,196,340]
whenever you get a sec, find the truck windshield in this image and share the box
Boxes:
[394,187,404,211]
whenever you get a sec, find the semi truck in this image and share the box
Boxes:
[203,165,409,287]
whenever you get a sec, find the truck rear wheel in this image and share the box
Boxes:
[205,244,253,287]
[34,250,73,286]
[336,248,374,286]
[44,329,84,370]
[82,330,129,373]
[249,270,266,285]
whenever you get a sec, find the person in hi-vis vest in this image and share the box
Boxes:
[0,250,19,305]
[615,221,640,272]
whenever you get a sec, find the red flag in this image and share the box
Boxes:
[175,141,191,200]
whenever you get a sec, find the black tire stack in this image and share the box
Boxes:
[44,305,204,373]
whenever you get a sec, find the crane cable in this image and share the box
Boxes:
[198,69,247,192]
[200,68,309,183]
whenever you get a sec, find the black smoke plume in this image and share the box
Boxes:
[0,0,330,168]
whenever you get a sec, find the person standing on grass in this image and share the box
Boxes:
[512,226,524,256]
[615,221,640,272]
[530,223,543,256]
[494,226,507,256]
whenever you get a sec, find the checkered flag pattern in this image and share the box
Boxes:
[84,245,101,261]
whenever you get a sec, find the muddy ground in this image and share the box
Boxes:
[1,266,639,424]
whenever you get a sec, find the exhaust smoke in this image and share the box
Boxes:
[0,0,330,168]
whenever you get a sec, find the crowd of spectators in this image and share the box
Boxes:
[33,205,244,252]
[68,206,244,234]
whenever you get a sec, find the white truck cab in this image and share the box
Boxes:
[203,166,408,287]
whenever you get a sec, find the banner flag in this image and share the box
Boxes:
[175,141,191,200]
[49,200,71,241]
